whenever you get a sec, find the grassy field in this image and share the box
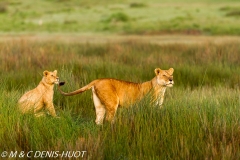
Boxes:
[1,0,240,159]
[1,39,240,159]
[1,0,240,35]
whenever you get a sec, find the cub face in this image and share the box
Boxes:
[43,70,59,85]
[155,68,174,87]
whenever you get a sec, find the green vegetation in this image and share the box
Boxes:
[0,0,240,35]
[1,39,240,159]
[220,6,240,17]
[1,0,240,159]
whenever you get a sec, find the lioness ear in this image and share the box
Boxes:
[43,70,49,76]
[154,68,161,75]
[168,68,174,74]
[53,70,57,74]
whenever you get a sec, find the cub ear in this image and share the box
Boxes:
[154,68,161,75]
[53,70,57,74]
[168,68,174,74]
[43,70,49,76]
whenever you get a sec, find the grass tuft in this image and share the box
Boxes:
[102,12,130,23]
[0,2,7,13]
[226,10,240,17]
[129,2,147,8]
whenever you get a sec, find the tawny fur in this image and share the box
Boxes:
[18,70,59,117]
[58,68,174,124]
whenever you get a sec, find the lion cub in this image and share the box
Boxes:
[18,70,59,117]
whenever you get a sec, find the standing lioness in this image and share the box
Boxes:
[58,68,174,125]
[18,70,59,117]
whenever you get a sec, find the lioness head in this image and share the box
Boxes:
[43,70,59,85]
[155,68,174,87]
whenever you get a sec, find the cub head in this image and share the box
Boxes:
[43,70,59,85]
[155,68,174,87]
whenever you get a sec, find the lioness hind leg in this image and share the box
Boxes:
[105,104,118,124]
[92,88,106,125]
[104,95,119,124]
[95,105,106,125]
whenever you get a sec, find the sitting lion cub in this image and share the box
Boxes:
[18,70,59,117]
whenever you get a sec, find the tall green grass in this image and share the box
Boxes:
[1,39,240,159]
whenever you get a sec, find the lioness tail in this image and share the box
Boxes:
[58,80,98,96]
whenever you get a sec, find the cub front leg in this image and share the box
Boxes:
[45,101,57,117]
[34,111,46,117]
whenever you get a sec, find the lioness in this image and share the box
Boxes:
[58,68,174,125]
[18,70,59,117]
